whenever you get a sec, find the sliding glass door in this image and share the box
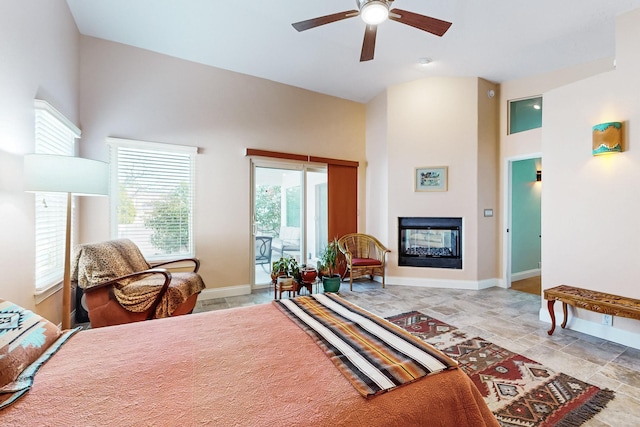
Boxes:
[251,160,327,288]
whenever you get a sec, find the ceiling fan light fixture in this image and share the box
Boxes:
[360,1,389,25]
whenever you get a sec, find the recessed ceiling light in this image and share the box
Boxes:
[418,57,433,65]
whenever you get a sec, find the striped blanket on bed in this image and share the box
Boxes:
[274,293,458,397]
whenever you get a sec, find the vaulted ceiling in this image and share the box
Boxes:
[66,0,640,103]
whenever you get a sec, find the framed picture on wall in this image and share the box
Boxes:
[415,166,448,192]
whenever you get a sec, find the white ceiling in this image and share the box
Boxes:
[66,0,640,103]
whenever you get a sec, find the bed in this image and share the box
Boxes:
[1,295,499,426]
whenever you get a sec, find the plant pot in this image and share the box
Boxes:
[271,269,286,283]
[322,275,341,293]
[277,275,295,290]
[301,268,317,283]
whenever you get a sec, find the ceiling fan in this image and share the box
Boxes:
[292,0,452,62]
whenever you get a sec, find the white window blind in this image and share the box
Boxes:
[34,100,80,292]
[108,138,196,260]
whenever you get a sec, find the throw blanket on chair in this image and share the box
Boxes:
[72,239,205,318]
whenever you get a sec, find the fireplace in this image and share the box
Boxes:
[398,217,462,269]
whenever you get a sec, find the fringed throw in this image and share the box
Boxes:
[275,294,457,397]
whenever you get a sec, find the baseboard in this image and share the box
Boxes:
[539,307,640,350]
[511,269,541,282]
[386,276,500,290]
[198,284,252,301]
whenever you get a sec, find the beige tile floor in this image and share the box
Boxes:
[195,281,640,426]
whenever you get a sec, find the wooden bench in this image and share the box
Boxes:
[544,285,640,335]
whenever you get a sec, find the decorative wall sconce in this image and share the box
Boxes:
[592,122,623,155]
[536,170,542,182]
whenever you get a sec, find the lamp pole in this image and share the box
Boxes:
[62,192,72,330]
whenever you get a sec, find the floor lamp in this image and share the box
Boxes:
[24,154,109,329]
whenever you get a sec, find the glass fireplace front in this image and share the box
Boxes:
[398,217,462,269]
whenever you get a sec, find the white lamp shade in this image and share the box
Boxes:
[361,1,389,25]
[24,154,109,196]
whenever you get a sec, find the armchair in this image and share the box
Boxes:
[71,239,206,328]
[271,226,300,257]
[337,233,391,291]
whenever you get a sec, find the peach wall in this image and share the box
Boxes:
[375,77,499,287]
[477,80,500,281]
[498,59,614,285]
[365,91,389,244]
[540,9,640,346]
[0,0,79,323]
[77,36,366,294]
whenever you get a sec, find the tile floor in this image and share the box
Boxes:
[195,281,640,427]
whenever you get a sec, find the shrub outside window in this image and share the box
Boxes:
[108,137,196,260]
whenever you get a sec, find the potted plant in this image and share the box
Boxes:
[300,264,318,283]
[271,257,288,283]
[271,256,299,290]
[290,258,301,283]
[320,238,342,293]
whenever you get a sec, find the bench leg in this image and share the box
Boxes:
[561,302,568,329]
[547,300,556,335]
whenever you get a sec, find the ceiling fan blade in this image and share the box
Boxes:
[389,9,452,36]
[360,24,378,62]
[292,10,359,32]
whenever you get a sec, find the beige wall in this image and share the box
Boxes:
[498,59,614,285]
[540,9,640,345]
[496,9,640,347]
[365,91,389,244]
[0,0,80,323]
[368,77,499,288]
[77,36,367,295]
[477,80,500,281]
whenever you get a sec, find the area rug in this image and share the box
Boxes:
[386,311,615,427]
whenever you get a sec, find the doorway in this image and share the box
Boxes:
[504,155,542,293]
[251,160,327,288]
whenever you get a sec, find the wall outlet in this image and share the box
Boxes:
[602,314,613,326]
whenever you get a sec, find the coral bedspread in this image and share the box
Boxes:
[1,303,498,427]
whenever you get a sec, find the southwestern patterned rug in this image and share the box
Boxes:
[387,311,615,427]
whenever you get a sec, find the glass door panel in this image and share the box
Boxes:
[253,164,302,287]
[305,170,327,269]
[251,162,327,289]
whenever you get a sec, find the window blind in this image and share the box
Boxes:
[108,138,196,260]
[34,100,80,291]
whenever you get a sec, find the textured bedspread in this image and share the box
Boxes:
[0,302,499,427]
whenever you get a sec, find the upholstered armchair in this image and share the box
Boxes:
[337,233,391,291]
[272,226,300,257]
[71,239,206,328]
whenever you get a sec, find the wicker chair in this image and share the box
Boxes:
[337,233,390,291]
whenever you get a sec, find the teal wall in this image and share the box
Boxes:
[511,158,541,274]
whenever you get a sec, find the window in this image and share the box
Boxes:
[108,138,196,260]
[508,96,543,134]
[34,100,80,293]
